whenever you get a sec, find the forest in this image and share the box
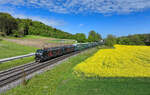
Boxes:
[0,12,74,38]
[0,12,102,43]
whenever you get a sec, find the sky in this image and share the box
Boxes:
[0,0,150,38]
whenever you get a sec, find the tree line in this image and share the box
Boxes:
[0,12,74,39]
[0,12,102,43]
[74,30,102,43]
[105,34,150,47]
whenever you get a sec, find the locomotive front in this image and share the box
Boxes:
[35,49,44,62]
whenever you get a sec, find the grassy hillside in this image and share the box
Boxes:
[24,35,76,44]
[0,34,76,59]
[2,35,76,49]
[0,35,75,71]
[3,47,150,95]
[0,40,37,59]
[4,35,50,39]
[23,35,52,39]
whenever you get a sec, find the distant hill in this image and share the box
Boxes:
[0,12,74,39]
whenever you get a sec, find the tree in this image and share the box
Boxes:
[128,35,145,45]
[88,30,102,42]
[117,34,147,45]
[74,33,87,43]
[96,33,102,41]
[0,12,18,35]
[117,37,130,45]
[105,34,116,47]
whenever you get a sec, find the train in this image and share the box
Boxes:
[35,42,103,62]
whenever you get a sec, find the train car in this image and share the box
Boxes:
[35,41,103,62]
[63,45,75,54]
[35,45,75,62]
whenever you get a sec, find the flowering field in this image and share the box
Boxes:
[74,45,150,77]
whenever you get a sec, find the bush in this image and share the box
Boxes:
[12,30,23,37]
[105,34,116,47]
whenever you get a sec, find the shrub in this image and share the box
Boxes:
[105,34,116,47]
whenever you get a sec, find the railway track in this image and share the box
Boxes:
[0,51,80,88]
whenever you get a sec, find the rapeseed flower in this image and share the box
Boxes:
[74,45,150,77]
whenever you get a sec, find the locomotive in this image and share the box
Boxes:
[35,42,103,62]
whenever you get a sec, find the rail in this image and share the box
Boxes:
[0,53,35,63]
[0,51,80,88]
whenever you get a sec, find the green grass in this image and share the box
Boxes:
[0,40,37,59]
[3,48,97,95]
[0,56,34,71]
[3,47,150,95]
[47,40,76,44]
[3,35,77,44]
[24,35,76,44]
[55,78,150,95]
[23,35,51,39]
[2,35,50,39]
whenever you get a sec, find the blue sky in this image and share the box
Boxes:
[0,0,150,38]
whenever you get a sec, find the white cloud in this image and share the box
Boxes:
[0,6,66,27]
[0,0,150,14]
[13,14,66,26]
[0,6,65,27]
[0,5,15,13]
[79,24,84,27]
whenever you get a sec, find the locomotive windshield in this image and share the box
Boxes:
[36,49,43,55]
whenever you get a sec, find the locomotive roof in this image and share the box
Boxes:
[43,45,74,50]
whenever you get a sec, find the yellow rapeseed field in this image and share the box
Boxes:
[74,45,150,77]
